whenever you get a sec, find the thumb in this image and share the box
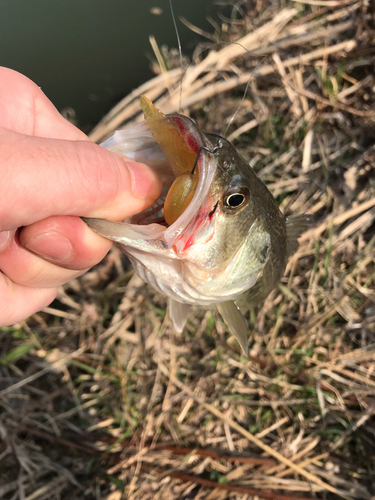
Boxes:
[0,128,162,231]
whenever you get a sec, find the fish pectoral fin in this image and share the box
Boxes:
[236,280,264,310]
[82,217,126,241]
[168,299,191,333]
[217,301,249,357]
[285,213,311,256]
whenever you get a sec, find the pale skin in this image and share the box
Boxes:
[0,67,162,326]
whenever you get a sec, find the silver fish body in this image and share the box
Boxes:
[84,108,307,355]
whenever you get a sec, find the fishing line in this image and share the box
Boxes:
[168,1,267,177]
[169,0,183,112]
[223,55,267,139]
[168,0,266,122]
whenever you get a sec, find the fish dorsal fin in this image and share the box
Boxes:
[168,299,191,333]
[285,214,310,256]
[217,301,249,357]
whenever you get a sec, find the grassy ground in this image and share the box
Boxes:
[1,1,375,499]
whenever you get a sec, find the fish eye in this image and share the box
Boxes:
[224,187,249,209]
[226,193,245,207]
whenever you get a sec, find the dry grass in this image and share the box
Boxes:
[1,1,375,499]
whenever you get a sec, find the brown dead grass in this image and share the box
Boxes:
[1,1,375,499]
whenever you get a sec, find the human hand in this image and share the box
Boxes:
[0,67,161,326]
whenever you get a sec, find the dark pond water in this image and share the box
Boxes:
[0,0,216,130]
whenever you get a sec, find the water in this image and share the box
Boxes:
[0,0,215,130]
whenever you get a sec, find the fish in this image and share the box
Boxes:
[83,96,308,356]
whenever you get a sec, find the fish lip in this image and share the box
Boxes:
[170,196,217,258]
[163,117,220,246]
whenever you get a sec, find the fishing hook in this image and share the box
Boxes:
[191,139,223,175]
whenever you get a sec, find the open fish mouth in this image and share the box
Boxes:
[100,99,220,247]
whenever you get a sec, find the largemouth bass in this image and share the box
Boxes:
[84,96,307,356]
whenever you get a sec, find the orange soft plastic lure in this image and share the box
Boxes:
[140,95,198,225]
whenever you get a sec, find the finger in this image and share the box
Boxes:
[0,235,88,288]
[0,274,57,327]
[0,219,112,288]
[0,230,14,252]
[0,67,87,141]
[0,128,162,231]
[20,216,112,271]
